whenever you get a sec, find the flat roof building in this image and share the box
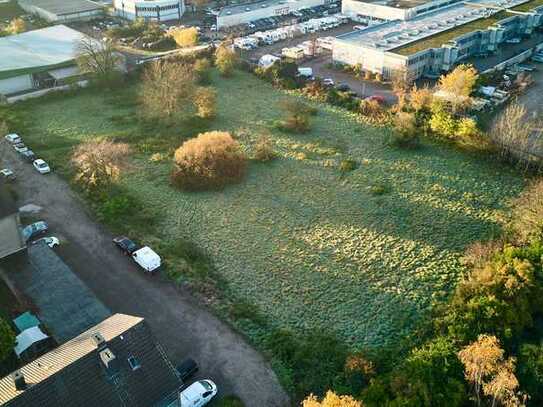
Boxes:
[113,0,185,21]
[341,0,466,22]
[217,0,327,29]
[333,0,543,78]
[0,25,89,96]
[18,0,104,22]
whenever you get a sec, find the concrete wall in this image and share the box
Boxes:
[217,0,325,28]
[332,40,408,76]
[0,75,33,95]
[114,0,184,21]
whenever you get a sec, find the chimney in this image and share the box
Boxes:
[99,348,116,369]
[12,370,26,391]
[92,332,106,349]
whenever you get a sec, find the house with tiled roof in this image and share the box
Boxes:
[0,314,182,407]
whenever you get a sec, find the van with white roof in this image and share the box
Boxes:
[178,379,217,407]
[131,246,161,273]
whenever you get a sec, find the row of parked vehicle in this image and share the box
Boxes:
[1,133,60,250]
[2,133,218,407]
[226,2,340,36]
[531,50,543,63]
[234,14,349,50]
[3,133,51,176]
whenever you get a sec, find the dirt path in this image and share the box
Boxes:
[0,141,290,407]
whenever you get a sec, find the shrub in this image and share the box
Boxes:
[339,159,358,173]
[364,71,373,81]
[391,112,419,148]
[370,183,390,196]
[215,45,238,77]
[171,131,247,190]
[279,99,313,133]
[429,102,457,138]
[171,27,199,48]
[359,99,383,118]
[0,318,15,363]
[266,330,350,401]
[254,135,276,161]
[194,58,212,84]
[194,87,217,119]
[457,117,479,139]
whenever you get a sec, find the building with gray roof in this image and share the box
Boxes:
[0,314,182,407]
[18,0,104,22]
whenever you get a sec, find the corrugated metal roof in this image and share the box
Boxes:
[0,314,143,405]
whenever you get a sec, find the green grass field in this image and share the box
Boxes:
[14,72,525,349]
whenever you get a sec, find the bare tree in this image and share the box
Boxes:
[490,102,541,170]
[75,37,123,85]
[509,178,543,244]
[140,60,196,123]
[71,139,131,189]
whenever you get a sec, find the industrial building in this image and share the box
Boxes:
[341,0,466,22]
[217,0,328,29]
[18,0,104,22]
[113,0,185,21]
[0,25,89,96]
[333,0,543,79]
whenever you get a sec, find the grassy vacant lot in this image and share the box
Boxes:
[14,71,524,350]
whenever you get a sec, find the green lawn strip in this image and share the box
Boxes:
[13,71,524,353]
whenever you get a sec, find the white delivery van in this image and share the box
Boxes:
[297,67,313,78]
[132,246,161,272]
[179,380,218,407]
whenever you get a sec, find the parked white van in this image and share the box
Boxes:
[178,380,218,407]
[132,246,161,272]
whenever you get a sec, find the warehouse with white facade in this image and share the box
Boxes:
[0,25,89,96]
[18,0,104,22]
[333,0,543,79]
[217,0,328,29]
[341,0,465,22]
[113,0,185,21]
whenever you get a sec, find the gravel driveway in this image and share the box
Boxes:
[0,141,289,407]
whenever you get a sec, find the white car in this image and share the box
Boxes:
[0,168,15,181]
[32,236,60,248]
[14,143,28,153]
[179,380,217,407]
[33,159,51,174]
[5,133,22,144]
[323,78,335,86]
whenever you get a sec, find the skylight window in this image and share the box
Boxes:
[128,356,141,371]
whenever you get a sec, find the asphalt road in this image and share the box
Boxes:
[0,141,289,407]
